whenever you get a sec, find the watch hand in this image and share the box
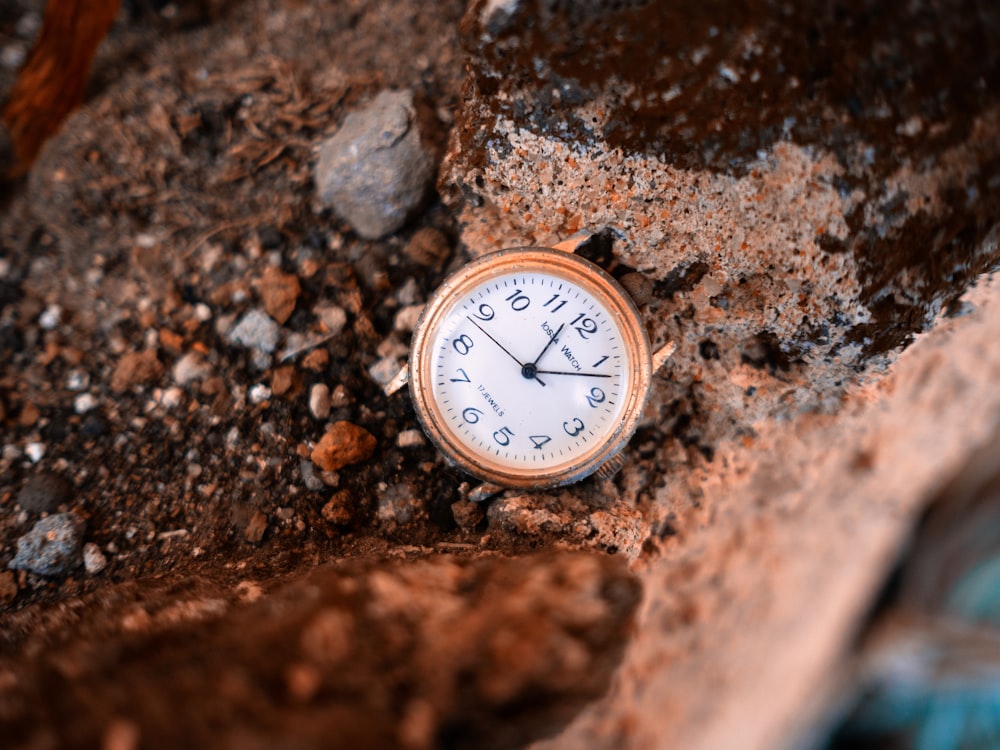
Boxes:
[465,316,547,386]
[530,322,565,367]
[534,370,613,378]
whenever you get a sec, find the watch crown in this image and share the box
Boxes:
[595,450,627,480]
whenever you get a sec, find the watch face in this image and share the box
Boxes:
[409,247,652,488]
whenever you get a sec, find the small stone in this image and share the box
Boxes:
[17,471,73,513]
[73,393,98,414]
[452,499,485,531]
[315,90,435,239]
[396,429,425,448]
[393,304,424,332]
[311,421,377,472]
[376,481,423,528]
[259,266,301,325]
[248,384,272,404]
[227,309,280,355]
[244,510,268,544]
[301,348,329,372]
[330,384,352,407]
[82,542,107,575]
[270,365,298,397]
[314,303,348,335]
[8,513,85,576]
[368,356,402,386]
[0,570,16,604]
[24,442,45,463]
[402,227,451,269]
[111,350,164,393]
[299,459,325,492]
[309,383,331,420]
[38,304,62,330]
[172,352,212,385]
[160,387,184,409]
[321,489,354,525]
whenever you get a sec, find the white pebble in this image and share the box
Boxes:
[39,305,62,330]
[161,387,184,409]
[194,303,213,322]
[314,303,348,335]
[249,384,272,404]
[66,370,89,390]
[74,393,98,414]
[25,442,45,463]
[172,352,212,385]
[393,304,424,332]
[83,542,108,575]
[396,429,426,448]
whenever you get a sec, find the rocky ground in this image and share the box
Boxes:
[0,0,998,748]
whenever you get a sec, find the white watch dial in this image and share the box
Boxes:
[410,248,651,487]
[430,271,630,470]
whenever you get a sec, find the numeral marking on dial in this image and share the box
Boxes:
[543,293,568,312]
[505,289,531,311]
[563,418,585,436]
[493,426,515,446]
[462,406,483,424]
[530,435,552,450]
[570,312,598,339]
[585,387,606,408]
[449,368,471,383]
[453,334,474,355]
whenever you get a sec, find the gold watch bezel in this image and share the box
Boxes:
[408,246,653,489]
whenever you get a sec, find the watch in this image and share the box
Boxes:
[385,236,674,491]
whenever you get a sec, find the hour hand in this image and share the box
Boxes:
[465,317,546,386]
[534,370,612,378]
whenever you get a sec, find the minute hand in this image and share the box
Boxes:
[534,370,612,378]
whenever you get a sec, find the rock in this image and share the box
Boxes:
[313,303,348,335]
[8,512,85,576]
[315,90,434,239]
[402,227,451,269]
[110,350,164,393]
[396,429,425,448]
[258,266,301,325]
[321,489,354,526]
[451,499,484,531]
[172,351,213,385]
[299,459,325,492]
[376,481,424,529]
[82,542,107,575]
[309,383,331,420]
[244,510,268,544]
[311,421,377,472]
[226,309,280,370]
[73,393,98,414]
[17,471,73,513]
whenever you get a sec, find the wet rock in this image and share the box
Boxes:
[315,90,434,239]
[16,471,73,513]
[9,512,85,576]
[311,421,377,472]
[110,350,164,393]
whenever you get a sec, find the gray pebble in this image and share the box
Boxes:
[17,472,73,514]
[82,542,107,575]
[299,459,326,492]
[227,309,280,370]
[9,513,85,576]
[315,90,434,239]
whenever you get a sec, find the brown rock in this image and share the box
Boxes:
[451,499,485,531]
[311,422,377,472]
[321,490,354,526]
[301,348,329,372]
[244,510,268,544]
[111,350,164,393]
[259,266,301,325]
[270,365,299,397]
[402,227,451,269]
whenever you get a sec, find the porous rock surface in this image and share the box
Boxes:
[445,0,1000,449]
